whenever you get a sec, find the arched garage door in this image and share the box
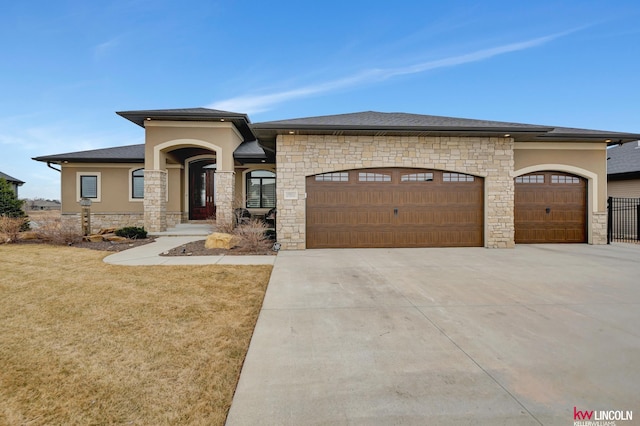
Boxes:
[514,171,587,243]
[306,168,484,248]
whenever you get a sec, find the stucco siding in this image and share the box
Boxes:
[60,164,145,214]
[608,179,640,198]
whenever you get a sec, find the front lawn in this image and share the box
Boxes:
[0,244,272,425]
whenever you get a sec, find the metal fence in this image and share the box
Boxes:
[608,197,640,243]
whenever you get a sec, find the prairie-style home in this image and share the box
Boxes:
[33,108,640,249]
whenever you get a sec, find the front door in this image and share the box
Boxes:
[189,162,216,220]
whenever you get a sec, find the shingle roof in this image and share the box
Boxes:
[253,111,640,142]
[607,141,640,175]
[254,111,552,130]
[0,171,24,184]
[33,144,145,163]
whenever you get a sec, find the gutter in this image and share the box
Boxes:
[47,162,61,172]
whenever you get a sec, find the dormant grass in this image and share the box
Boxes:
[0,244,271,425]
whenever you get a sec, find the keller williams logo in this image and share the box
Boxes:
[573,406,633,425]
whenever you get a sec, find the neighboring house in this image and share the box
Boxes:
[607,140,640,198]
[33,108,640,249]
[26,199,62,211]
[0,171,24,197]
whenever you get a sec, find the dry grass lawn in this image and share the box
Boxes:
[0,244,272,425]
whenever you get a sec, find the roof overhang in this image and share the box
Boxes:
[117,108,257,141]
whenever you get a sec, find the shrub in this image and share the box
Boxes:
[115,226,148,239]
[0,216,27,243]
[0,178,29,231]
[232,219,271,252]
[34,216,82,245]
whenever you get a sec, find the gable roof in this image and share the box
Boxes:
[607,141,640,177]
[253,111,640,143]
[33,144,145,163]
[116,108,256,141]
[0,171,24,185]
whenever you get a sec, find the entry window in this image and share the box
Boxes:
[401,172,433,182]
[516,175,544,183]
[247,170,276,208]
[80,175,98,198]
[443,172,475,182]
[132,169,144,199]
[358,172,391,182]
[551,175,580,184]
[315,172,349,182]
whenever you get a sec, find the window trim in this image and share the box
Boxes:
[129,168,144,202]
[76,172,101,202]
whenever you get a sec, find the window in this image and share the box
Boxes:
[515,175,544,183]
[80,176,97,198]
[246,170,276,208]
[132,169,144,199]
[76,172,101,202]
[315,172,349,182]
[358,172,391,182]
[551,175,580,184]
[443,172,475,182]
[401,172,433,182]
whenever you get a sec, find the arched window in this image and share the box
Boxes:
[246,170,275,208]
[132,169,144,199]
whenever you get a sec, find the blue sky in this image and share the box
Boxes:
[2,0,639,200]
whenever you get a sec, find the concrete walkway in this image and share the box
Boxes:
[227,244,640,425]
[103,236,276,265]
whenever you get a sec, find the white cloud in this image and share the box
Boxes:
[209,30,577,114]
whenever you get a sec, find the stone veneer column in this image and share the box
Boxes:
[591,212,608,244]
[215,171,235,227]
[143,169,167,232]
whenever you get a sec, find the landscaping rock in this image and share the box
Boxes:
[97,228,117,235]
[205,233,237,249]
[104,235,128,242]
[84,234,104,243]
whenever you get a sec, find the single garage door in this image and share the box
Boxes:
[514,171,587,243]
[306,168,483,248]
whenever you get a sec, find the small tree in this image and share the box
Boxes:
[0,178,28,230]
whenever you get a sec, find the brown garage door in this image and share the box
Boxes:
[514,171,587,243]
[306,168,484,248]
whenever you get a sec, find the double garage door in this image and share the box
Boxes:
[306,168,484,248]
[306,168,587,248]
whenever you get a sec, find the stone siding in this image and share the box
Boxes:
[276,134,515,250]
[143,170,167,232]
[591,212,608,245]
[214,171,235,227]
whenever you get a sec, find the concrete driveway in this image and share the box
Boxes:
[226,244,640,426]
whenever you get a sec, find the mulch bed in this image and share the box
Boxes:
[159,239,276,256]
[13,237,277,256]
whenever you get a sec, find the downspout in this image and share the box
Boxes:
[47,162,61,172]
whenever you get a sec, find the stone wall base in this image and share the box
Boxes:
[591,211,608,245]
[60,212,187,234]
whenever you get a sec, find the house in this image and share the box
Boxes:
[607,141,640,198]
[0,171,24,197]
[26,199,62,211]
[33,108,640,249]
